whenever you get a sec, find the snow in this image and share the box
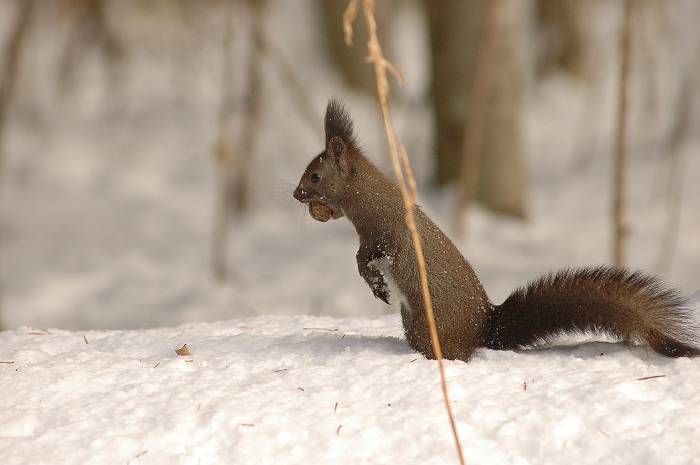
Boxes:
[2,312,699,465]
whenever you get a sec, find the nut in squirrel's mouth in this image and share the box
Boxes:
[308,200,340,222]
[293,186,343,222]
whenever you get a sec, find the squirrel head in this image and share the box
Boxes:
[293,99,358,221]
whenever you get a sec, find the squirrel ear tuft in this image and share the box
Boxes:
[327,136,350,175]
[325,99,357,150]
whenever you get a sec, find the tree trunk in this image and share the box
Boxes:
[58,0,124,92]
[211,0,264,281]
[425,0,481,186]
[473,0,527,218]
[535,0,587,78]
[0,0,35,328]
[428,0,527,219]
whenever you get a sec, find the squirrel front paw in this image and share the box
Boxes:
[369,274,390,304]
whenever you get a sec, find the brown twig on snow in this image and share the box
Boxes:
[0,361,15,364]
[636,374,666,381]
[28,330,50,335]
[336,424,343,436]
[612,0,635,267]
[343,2,466,464]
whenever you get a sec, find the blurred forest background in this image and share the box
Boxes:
[0,0,698,330]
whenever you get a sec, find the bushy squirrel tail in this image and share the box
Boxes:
[482,266,700,357]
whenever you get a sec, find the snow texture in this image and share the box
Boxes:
[2,312,699,465]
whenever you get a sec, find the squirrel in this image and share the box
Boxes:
[293,99,700,361]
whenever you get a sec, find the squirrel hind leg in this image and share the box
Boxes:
[645,329,700,357]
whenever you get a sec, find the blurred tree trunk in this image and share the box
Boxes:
[212,0,264,281]
[0,0,34,169]
[0,0,35,327]
[428,0,527,219]
[535,0,587,78]
[58,0,124,91]
[426,0,481,186]
[319,0,393,93]
[613,0,635,267]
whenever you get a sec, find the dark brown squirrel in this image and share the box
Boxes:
[293,99,700,361]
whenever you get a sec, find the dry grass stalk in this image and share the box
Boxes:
[613,0,635,267]
[343,1,466,464]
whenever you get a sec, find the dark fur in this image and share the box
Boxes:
[325,99,358,152]
[295,100,700,361]
[484,267,699,357]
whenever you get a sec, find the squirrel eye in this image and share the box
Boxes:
[310,173,321,183]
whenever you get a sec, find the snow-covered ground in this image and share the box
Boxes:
[0,1,699,463]
[2,311,699,465]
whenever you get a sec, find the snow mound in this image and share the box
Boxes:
[1,315,699,465]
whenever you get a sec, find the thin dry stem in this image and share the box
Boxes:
[343,0,359,46]
[344,1,467,464]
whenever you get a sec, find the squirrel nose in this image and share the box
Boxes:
[293,186,307,202]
